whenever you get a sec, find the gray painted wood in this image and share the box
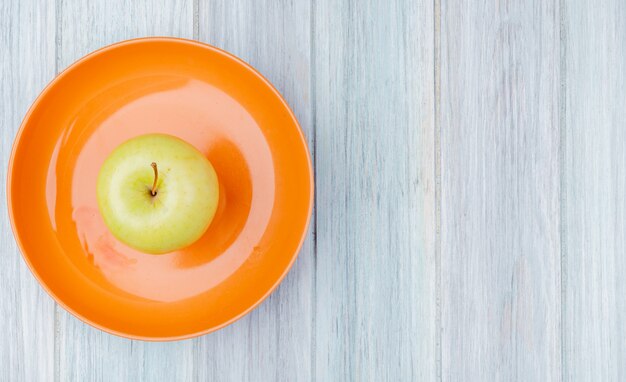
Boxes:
[440,0,562,380]
[4,0,626,380]
[563,0,626,380]
[196,1,315,380]
[0,1,57,381]
[314,0,437,380]
[56,1,195,381]
[57,0,193,70]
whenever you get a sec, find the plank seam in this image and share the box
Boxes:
[433,0,442,380]
[193,0,199,40]
[558,0,568,379]
[310,0,317,380]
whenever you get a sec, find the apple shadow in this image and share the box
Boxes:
[174,138,253,268]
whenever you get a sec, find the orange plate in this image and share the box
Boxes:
[7,38,313,341]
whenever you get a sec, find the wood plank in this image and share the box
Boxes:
[0,0,57,380]
[314,0,437,380]
[57,0,193,70]
[563,1,626,379]
[195,1,314,380]
[56,1,195,381]
[440,1,561,380]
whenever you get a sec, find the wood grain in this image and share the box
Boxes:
[196,1,315,380]
[440,0,561,380]
[563,0,626,379]
[57,0,193,70]
[314,0,437,380]
[0,0,57,380]
[56,1,195,381]
[4,0,626,380]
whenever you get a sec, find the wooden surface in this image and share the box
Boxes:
[563,0,626,380]
[0,0,624,381]
[440,1,561,380]
[314,0,436,380]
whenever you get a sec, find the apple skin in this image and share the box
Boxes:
[97,134,219,254]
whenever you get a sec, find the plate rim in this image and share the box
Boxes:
[6,36,314,342]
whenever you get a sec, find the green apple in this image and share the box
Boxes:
[97,134,219,254]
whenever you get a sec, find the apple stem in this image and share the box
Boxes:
[150,162,158,196]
